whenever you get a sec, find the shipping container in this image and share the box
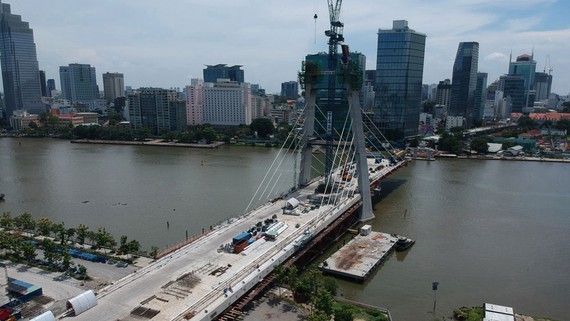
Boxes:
[233,239,248,254]
[232,232,251,245]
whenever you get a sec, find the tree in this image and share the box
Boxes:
[0,231,14,255]
[313,288,334,316]
[21,239,37,261]
[502,140,516,150]
[36,217,53,236]
[60,248,72,271]
[95,227,116,252]
[334,308,354,321]
[42,239,58,266]
[119,235,128,254]
[127,240,141,258]
[150,246,159,259]
[76,224,89,244]
[52,222,67,244]
[14,212,35,233]
[439,132,464,155]
[76,264,88,279]
[0,212,14,229]
[274,265,287,297]
[66,228,76,244]
[555,119,570,131]
[561,101,570,112]
[518,115,537,130]
[202,127,217,143]
[250,118,275,139]
[470,136,492,154]
[306,310,330,321]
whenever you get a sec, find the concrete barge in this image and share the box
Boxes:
[319,226,399,282]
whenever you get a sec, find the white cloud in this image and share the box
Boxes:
[485,52,508,61]
[3,0,568,95]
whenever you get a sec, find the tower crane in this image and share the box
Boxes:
[324,0,344,180]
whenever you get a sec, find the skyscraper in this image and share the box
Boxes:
[102,72,125,103]
[46,79,56,97]
[436,79,452,108]
[473,72,488,123]
[39,70,47,97]
[449,42,479,128]
[59,63,99,103]
[280,81,299,100]
[374,20,426,138]
[509,53,536,108]
[0,1,44,118]
[498,75,525,113]
[203,64,244,83]
[534,72,552,102]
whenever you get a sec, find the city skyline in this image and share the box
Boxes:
[1,0,568,95]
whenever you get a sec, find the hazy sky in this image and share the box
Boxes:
[6,0,570,95]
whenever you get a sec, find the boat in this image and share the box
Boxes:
[395,236,415,252]
[0,193,4,201]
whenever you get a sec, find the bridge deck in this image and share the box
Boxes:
[68,159,405,321]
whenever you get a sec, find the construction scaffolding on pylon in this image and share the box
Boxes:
[297,0,374,222]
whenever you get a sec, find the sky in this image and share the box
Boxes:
[5,0,570,96]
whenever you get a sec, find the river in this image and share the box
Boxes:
[0,138,568,320]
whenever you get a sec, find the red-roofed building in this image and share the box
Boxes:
[529,112,570,122]
[57,114,84,127]
[518,129,542,140]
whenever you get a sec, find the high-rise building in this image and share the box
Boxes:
[203,64,244,83]
[498,75,525,113]
[363,70,376,110]
[280,81,299,100]
[128,87,186,134]
[203,80,252,126]
[305,51,366,137]
[39,70,47,97]
[374,20,426,138]
[449,42,479,128]
[0,1,44,118]
[534,72,552,102]
[185,79,204,126]
[59,63,99,103]
[46,79,56,97]
[473,72,488,123]
[102,72,125,103]
[509,53,536,108]
[436,79,452,107]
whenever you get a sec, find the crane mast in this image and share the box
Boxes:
[324,0,344,180]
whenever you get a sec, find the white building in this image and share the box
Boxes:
[203,80,252,126]
[446,115,465,130]
[185,79,204,126]
[251,94,271,119]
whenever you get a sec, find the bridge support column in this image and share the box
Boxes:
[298,83,317,187]
[348,90,374,222]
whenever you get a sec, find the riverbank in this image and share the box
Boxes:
[70,138,225,148]
[434,154,570,163]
